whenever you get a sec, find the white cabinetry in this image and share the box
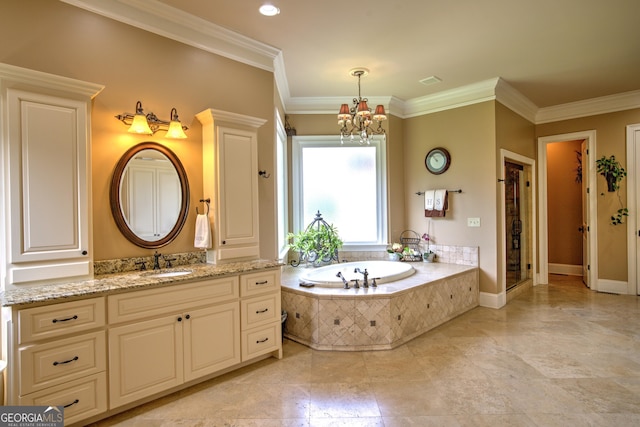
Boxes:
[196,109,266,263]
[0,63,103,287]
[6,297,108,425]
[107,277,241,409]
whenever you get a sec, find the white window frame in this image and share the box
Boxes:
[291,135,387,251]
[275,110,289,259]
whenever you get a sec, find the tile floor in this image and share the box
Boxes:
[92,275,640,426]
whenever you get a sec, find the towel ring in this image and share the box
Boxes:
[196,198,210,215]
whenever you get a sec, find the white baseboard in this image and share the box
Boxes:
[549,263,582,276]
[479,291,506,309]
[596,279,631,295]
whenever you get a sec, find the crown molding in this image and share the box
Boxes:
[535,90,640,124]
[0,63,104,98]
[61,0,280,72]
[63,0,640,124]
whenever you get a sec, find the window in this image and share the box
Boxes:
[292,135,387,249]
[275,110,288,258]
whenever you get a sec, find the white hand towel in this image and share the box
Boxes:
[424,190,435,211]
[194,214,212,249]
[434,189,447,211]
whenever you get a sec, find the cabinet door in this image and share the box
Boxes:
[5,89,91,284]
[108,315,183,409]
[217,126,259,253]
[183,302,240,382]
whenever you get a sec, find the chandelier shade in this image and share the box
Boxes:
[337,68,386,144]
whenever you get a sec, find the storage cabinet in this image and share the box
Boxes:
[6,297,108,424]
[239,270,282,360]
[107,276,242,409]
[4,267,281,425]
[0,63,103,287]
[196,109,266,263]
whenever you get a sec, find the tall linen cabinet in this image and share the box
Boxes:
[0,63,103,288]
[196,109,266,263]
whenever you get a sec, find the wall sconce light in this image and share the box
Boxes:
[115,101,188,139]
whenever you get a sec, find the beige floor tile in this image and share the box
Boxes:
[93,275,640,426]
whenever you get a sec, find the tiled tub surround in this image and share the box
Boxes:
[282,261,479,351]
[338,244,479,265]
[1,259,282,306]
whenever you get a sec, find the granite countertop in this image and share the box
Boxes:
[1,259,283,307]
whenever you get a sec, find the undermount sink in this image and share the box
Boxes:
[146,270,192,278]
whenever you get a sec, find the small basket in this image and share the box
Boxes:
[399,230,423,262]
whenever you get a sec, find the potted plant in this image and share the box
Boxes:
[595,155,629,225]
[595,155,626,192]
[422,233,436,262]
[287,212,343,266]
[386,243,403,261]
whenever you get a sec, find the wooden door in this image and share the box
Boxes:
[581,140,590,287]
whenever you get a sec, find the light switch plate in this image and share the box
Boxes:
[467,217,481,227]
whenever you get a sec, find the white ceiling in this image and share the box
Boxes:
[65,0,640,120]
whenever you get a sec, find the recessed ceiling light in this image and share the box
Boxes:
[259,4,280,16]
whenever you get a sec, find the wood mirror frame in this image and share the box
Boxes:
[110,142,190,249]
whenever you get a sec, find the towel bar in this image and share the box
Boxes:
[415,189,462,196]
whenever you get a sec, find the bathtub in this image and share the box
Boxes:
[299,260,415,287]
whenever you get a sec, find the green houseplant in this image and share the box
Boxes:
[287,211,343,266]
[595,155,628,225]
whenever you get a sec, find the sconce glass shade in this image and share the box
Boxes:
[128,113,153,134]
[166,120,188,139]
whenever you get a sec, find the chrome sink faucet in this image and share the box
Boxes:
[153,251,162,270]
[354,267,369,288]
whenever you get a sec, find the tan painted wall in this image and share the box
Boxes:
[404,102,499,294]
[547,141,583,266]
[536,108,640,281]
[495,103,536,289]
[0,0,277,261]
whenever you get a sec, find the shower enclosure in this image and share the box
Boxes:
[505,161,530,290]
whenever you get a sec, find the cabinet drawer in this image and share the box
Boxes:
[18,297,105,344]
[240,269,280,298]
[19,331,106,395]
[241,293,280,330]
[19,372,107,426]
[108,276,239,324]
[241,323,280,361]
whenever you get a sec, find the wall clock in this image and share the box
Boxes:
[425,147,451,175]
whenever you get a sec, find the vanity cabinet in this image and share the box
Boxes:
[240,270,282,360]
[107,277,241,408]
[6,297,108,425]
[196,109,266,263]
[0,63,103,287]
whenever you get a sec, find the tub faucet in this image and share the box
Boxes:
[336,272,350,289]
[354,268,369,288]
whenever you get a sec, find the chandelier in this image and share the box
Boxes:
[337,68,387,144]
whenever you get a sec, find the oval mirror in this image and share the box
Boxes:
[110,142,190,248]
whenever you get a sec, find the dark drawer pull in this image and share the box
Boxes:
[53,356,79,366]
[256,308,269,314]
[52,315,78,323]
[256,337,269,344]
[255,280,269,285]
[64,399,80,408]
